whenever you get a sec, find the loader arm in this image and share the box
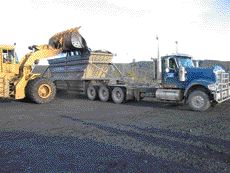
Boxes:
[19,45,62,70]
[14,45,62,99]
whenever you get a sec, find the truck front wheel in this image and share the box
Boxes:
[26,78,56,104]
[188,90,211,112]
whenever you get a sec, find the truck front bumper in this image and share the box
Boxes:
[214,88,230,103]
[212,72,230,103]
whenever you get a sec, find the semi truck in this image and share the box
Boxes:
[46,46,230,112]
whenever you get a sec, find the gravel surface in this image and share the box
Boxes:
[0,91,229,173]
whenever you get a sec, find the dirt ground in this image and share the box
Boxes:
[0,91,229,173]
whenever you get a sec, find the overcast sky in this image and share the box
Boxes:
[0,0,229,63]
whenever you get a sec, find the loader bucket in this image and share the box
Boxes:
[49,27,88,52]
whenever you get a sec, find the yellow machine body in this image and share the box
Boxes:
[0,44,61,100]
[0,26,84,101]
[0,45,20,98]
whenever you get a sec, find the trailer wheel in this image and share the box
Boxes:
[87,86,97,101]
[188,90,211,112]
[112,87,125,104]
[26,78,56,104]
[98,86,110,102]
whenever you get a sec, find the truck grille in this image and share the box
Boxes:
[216,72,229,84]
[214,71,230,102]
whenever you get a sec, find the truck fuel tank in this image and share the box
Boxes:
[156,89,183,101]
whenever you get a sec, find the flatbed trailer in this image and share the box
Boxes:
[46,50,149,104]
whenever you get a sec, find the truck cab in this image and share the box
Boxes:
[155,54,230,111]
[162,55,196,88]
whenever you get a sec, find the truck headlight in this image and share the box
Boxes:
[208,84,217,91]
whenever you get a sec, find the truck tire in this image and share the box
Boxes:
[87,86,97,101]
[26,78,56,104]
[98,86,110,102]
[188,90,211,111]
[112,87,125,104]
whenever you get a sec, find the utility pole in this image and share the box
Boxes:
[156,35,159,59]
[156,35,161,82]
[175,41,178,54]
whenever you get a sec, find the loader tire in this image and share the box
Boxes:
[26,78,56,104]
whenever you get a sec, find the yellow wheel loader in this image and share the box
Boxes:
[0,27,88,103]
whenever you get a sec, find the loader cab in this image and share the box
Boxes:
[161,55,194,88]
[0,45,19,74]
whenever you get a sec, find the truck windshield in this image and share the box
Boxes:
[177,57,194,67]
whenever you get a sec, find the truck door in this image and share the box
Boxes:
[162,57,179,88]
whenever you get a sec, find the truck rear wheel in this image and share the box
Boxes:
[98,86,110,102]
[87,86,97,100]
[112,87,125,104]
[188,90,211,112]
[26,78,56,104]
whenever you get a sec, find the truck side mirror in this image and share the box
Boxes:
[195,60,199,67]
[165,58,169,72]
[179,66,186,81]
